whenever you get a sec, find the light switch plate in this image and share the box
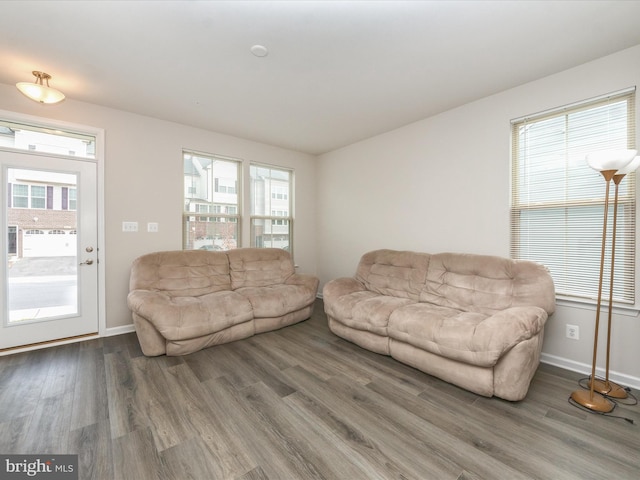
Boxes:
[122,221,138,232]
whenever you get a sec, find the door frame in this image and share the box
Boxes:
[0,109,106,351]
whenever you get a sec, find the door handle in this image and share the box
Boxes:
[80,259,94,266]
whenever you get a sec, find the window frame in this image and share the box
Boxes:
[0,119,96,158]
[510,88,637,305]
[249,163,294,254]
[183,150,242,251]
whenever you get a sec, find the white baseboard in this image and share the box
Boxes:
[0,325,134,356]
[0,333,100,356]
[104,324,136,337]
[540,352,640,391]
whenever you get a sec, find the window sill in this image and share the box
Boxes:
[555,295,640,317]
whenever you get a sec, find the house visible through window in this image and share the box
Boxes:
[250,165,293,252]
[0,119,95,158]
[510,88,636,304]
[10,182,75,211]
[183,151,240,251]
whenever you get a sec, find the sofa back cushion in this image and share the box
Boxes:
[228,248,295,289]
[421,252,555,315]
[129,250,231,297]
[355,249,430,301]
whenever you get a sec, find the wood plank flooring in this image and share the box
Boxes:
[1,299,638,479]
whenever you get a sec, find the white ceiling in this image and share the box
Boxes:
[2,1,640,155]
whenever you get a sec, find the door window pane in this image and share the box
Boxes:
[6,168,78,322]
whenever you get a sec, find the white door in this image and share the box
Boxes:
[0,150,98,350]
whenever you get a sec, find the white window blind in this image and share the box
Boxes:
[511,88,636,303]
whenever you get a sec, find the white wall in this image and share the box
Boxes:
[2,43,639,388]
[317,44,640,387]
[0,82,317,330]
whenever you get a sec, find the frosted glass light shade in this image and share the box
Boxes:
[615,155,640,176]
[585,149,637,172]
[16,71,65,104]
[16,82,65,104]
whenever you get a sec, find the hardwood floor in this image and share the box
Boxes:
[1,299,638,479]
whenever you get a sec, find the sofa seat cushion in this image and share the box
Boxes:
[387,302,548,367]
[235,284,315,318]
[127,290,254,341]
[326,291,415,336]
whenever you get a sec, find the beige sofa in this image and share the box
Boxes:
[323,249,555,401]
[128,248,319,356]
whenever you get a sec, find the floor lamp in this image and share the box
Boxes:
[570,149,637,413]
[591,155,640,400]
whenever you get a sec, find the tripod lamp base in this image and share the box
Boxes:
[570,389,614,413]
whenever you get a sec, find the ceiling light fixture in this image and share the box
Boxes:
[16,71,66,104]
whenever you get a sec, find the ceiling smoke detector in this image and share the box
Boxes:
[250,45,269,58]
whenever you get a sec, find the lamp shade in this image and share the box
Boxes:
[16,71,65,104]
[585,149,637,172]
[615,155,640,176]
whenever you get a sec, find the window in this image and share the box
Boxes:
[215,178,237,194]
[10,183,76,210]
[271,186,288,200]
[511,89,636,303]
[68,188,77,211]
[250,165,293,252]
[183,151,240,251]
[11,184,47,209]
[30,185,46,209]
[0,120,96,158]
[12,184,28,208]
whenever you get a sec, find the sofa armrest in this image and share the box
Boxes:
[127,289,170,316]
[284,273,320,295]
[477,306,548,340]
[322,277,366,301]
[285,273,320,297]
[471,306,548,365]
[127,289,171,355]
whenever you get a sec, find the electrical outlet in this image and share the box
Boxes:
[147,222,159,233]
[566,324,579,340]
[122,221,138,232]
